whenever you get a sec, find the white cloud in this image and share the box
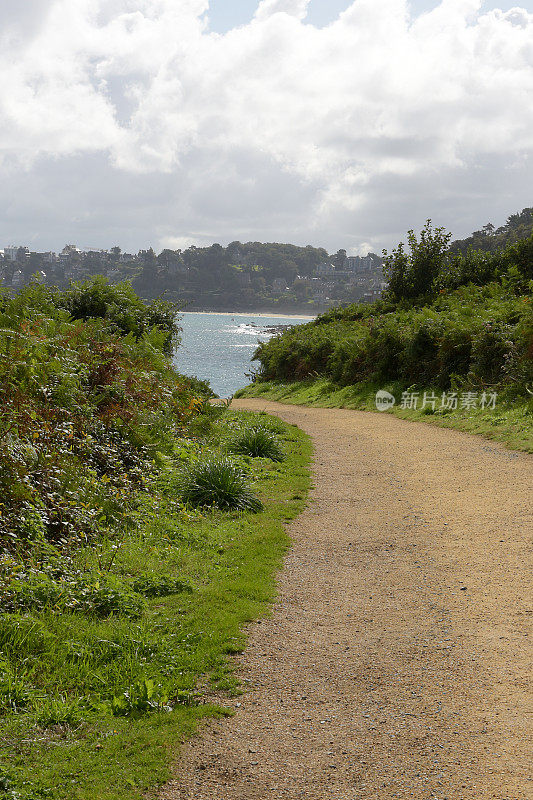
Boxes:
[0,0,532,252]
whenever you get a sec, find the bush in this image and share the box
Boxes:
[178,456,263,512]
[0,282,205,550]
[470,324,515,384]
[383,220,452,301]
[100,678,172,718]
[229,426,285,461]
[55,277,181,356]
[437,328,473,387]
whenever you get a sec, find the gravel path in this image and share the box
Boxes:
[161,400,532,800]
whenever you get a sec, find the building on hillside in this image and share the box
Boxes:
[346,255,377,272]
[4,246,29,262]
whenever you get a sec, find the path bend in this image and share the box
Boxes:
[161,400,532,800]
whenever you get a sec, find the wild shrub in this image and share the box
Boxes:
[470,324,516,384]
[383,220,452,301]
[437,328,473,387]
[0,570,145,618]
[98,678,173,718]
[55,277,181,355]
[0,283,205,550]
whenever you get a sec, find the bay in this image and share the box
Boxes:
[173,311,314,398]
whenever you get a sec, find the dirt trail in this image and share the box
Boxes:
[161,400,532,800]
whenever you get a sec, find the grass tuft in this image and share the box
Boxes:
[178,455,263,511]
[229,426,285,461]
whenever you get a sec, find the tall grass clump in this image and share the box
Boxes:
[229,426,285,462]
[178,456,263,512]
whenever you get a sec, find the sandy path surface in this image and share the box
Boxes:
[161,400,532,800]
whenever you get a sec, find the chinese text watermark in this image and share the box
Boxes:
[375,390,498,412]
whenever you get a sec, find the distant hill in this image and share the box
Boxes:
[1,239,383,312]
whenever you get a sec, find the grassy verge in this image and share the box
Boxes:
[0,409,311,800]
[235,379,532,453]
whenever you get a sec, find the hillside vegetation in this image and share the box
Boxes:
[0,279,311,799]
[0,280,199,550]
[239,218,532,450]
[449,206,533,255]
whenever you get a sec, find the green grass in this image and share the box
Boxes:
[0,410,312,800]
[235,379,533,453]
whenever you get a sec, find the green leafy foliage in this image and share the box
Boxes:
[99,678,173,718]
[383,220,452,301]
[54,277,182,355]
[0,408,311,800]
[0,572,145,618]
[0,270,312,800]
[449,207,533,255]
[0,280,205,551]
[132,574,192,598]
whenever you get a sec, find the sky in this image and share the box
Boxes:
[0,0,532,256]
[207,0,524,32]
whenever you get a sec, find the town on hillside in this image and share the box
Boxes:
[0,242,386,312]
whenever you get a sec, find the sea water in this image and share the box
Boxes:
[173,312,314,398]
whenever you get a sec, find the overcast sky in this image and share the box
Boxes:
[1,0,532,255]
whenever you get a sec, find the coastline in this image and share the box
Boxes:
[181,311,316,320]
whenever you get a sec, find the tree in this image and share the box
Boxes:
[383,220,451,301]
[332,249,347,270]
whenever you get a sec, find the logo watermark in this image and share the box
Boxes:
[375,390,498,412]
[375,390,396,412]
